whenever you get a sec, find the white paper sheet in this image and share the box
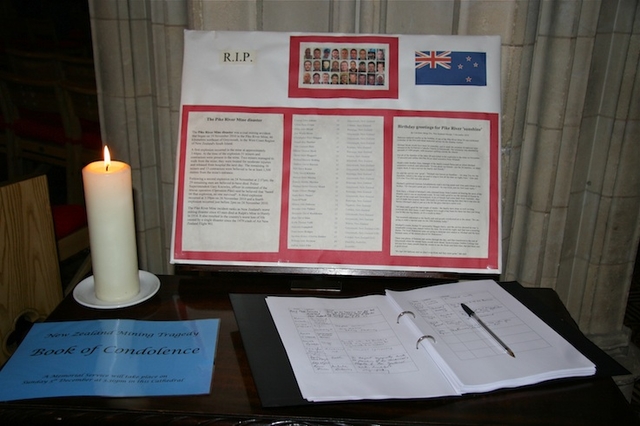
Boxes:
[266,294,457,401]
[387,280,596,393]
[266,280,595,402]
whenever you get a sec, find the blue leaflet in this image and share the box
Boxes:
[0,318,220,401]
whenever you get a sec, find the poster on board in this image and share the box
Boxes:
[171,30,501,274]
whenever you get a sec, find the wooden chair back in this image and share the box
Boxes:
[0,72,83,203]
[24,18,60,50]
[59,80,102,165]
[59,81,99,134]
[5,48,63,80]
[0,174,63,365]
[58,54,96,87]
[0,72,66,123]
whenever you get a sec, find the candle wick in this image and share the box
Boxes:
[106,164,109,172]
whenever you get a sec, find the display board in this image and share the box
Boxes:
[171,30,501,274]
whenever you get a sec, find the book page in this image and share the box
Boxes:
[386,280,595,393]
[266,295,458,402]
[392,117,490,258]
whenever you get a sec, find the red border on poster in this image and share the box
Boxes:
[174,105,499,272]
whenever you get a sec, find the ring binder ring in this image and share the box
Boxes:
[416,335,436,349]
[396,310,416,323]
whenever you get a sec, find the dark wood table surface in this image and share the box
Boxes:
[0,273,637,425]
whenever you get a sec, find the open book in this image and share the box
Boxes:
[265,280,595,402]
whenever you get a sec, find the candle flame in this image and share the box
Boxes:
[104,146,111,172]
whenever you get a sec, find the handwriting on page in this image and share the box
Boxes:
[289,307,418,374]
[408,291,551,360]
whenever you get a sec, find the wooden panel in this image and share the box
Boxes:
[0,175,63,365]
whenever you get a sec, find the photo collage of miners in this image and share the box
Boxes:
[300,44,387,88]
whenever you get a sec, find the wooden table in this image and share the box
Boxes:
[0,274,637,425]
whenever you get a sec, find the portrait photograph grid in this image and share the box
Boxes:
[299,43,388,89]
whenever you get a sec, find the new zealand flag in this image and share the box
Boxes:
[415,51,486,86]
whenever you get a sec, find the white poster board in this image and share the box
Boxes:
[171,30,501,274]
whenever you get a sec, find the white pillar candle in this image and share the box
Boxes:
[82,146,140,302]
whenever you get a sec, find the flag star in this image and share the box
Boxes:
[466,56,472,61]
[466,76,472,82]
[458,63,464,69]
[473,62,479,67]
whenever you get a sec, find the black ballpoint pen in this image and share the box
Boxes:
[461,303,516,358]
